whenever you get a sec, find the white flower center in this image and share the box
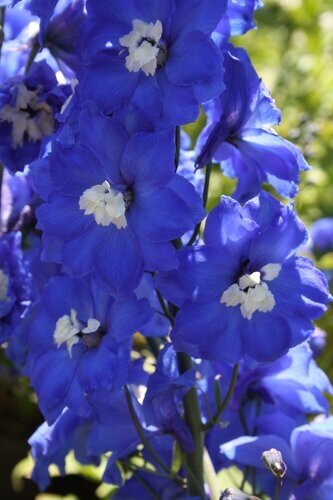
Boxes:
[0,83,55,149]
[0,269,9,302]
[119,19,164,76]
[79,180,127,229]
[220,263,281,320]
[54,308,101,356]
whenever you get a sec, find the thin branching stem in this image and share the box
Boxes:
[202,363,239,431]
[174,125,181,170]
[187,163,212,246]
[124,385,184,488]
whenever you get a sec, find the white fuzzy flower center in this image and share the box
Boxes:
[0,269,9,302]
[0,83,55,149]
[220,263,281,320]
[54,308,101,356]
[79,180,127,229]
[119,19,164,76]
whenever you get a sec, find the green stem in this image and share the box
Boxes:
[126,462,182,482]
[25,41,40,73]
[203,447,220,500]
[202,363,239,431]
[174,125,181,170]
[187,163,212,246]
[124,385,184,488]
[177,352,205,498]
[155,288,174,325]
[274,478,283,500]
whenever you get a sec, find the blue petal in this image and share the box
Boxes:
[171,299,244,363]
[139,240,177,272]
[156,71,198,125]
[245,192,307,267]
[129,186,201,242]
[61,229,100,277]
[108,295,153,341]
[37,197,92,239]
[204,195,258,250]
[170,0,227,38]
[246,310,292,362]
[78,51,139,113]
[166,32,224,103]
[78,106,129,186]
[121,130,175,192]
[237,129,308,198]
[95,226,143,293]
[49,144,108,197]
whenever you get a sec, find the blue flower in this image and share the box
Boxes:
[213,0,262,42]
[200,343,332,472]
[196,44,308,202]
[157,192,330,363]
[0,167,37,232]
[309,217,333,255]
[41,0,86,74]
[0,231,35,365]
[143,345,196,452]
[220,417,333,499]
[27,275,152,423]
[12,0,59,43]
[0,60,70,173]
[29,408,100,490]
[214,0,262,40]
[34,106,205,292]
[78,0,226,125]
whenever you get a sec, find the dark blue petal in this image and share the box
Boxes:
[37,197,92,239]
[78,51,139,113]
[121,130,175,192]
[204,195,257,250]
[95,226,143,293]
[166,32,224,103]
[170,0,227,38]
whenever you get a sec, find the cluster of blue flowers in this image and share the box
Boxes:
[0,1,332,498]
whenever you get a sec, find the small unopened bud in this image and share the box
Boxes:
[220,488,260,500]
[262,448,287,479]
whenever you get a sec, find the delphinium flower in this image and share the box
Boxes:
[34,106,205,292]
[143,345,196,452]
[0,60,70,173]
[0,8,37,85]
[157,192,330,363]
[199,342,332,472]
[220,417,333,499]
[0,231,35,365]
[28,408,100,490]
[35,0,86,75]
[0,167,37,232]
[28,394,143,489]
[309,217,333,255]
[309,327,327,358]
[11,0,60,43]
[135,274,170,339]
[78,0,227,124]
[27,275,153,423]
[196,44,308,202]
[214,0,262,40]
[29,391,188,496]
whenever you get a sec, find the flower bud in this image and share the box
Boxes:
[262,448,287,479]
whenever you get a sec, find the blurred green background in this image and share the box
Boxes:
[2,0,333,498]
